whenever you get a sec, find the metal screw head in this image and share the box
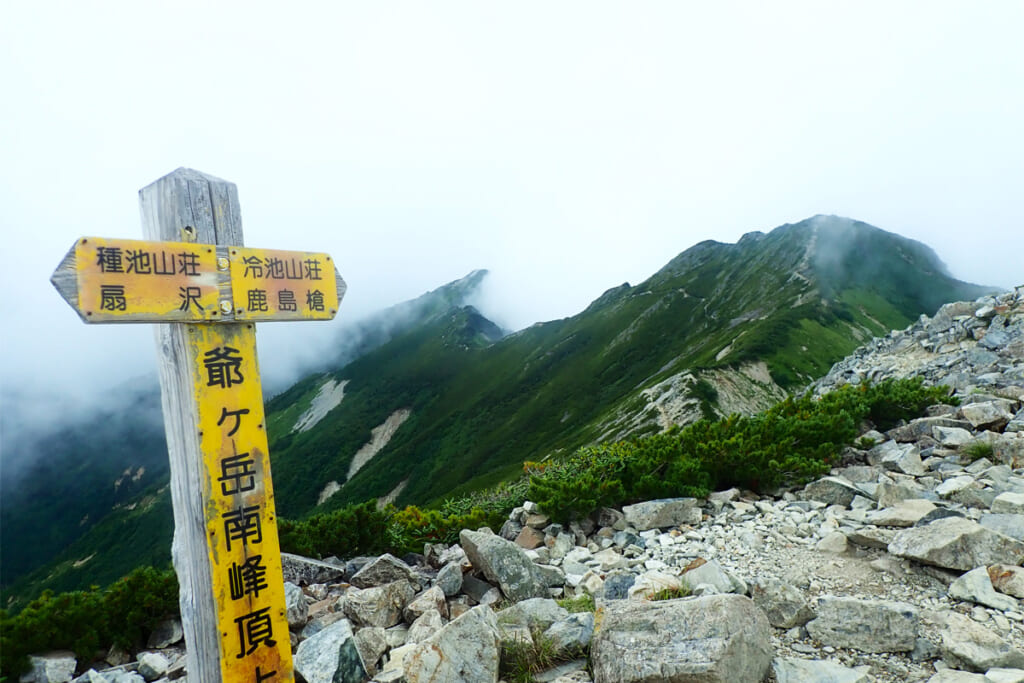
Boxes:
[220,300,232,314]
[217,257,229,270]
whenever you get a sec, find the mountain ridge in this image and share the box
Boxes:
[0,215,998,606]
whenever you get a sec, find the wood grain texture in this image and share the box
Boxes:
[140,168,243,682]
[49,245,83,321]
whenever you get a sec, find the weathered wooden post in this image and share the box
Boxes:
[51,168,346,682]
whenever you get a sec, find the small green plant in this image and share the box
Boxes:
[962,441,994,462]
[855,436,877,450]
[499,628,587,683]
[557,593,596,613]
[648,583,692,601]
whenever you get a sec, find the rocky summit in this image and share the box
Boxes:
[19,290,1024,682]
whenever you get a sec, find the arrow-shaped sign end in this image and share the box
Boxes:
[51,241,89,323]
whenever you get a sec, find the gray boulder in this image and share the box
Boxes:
[888,517,1024,571]
[948,566,1019,611]
[280,552,345,585]
[496,598,570,632]
[925,610,1024,672]
[802,477,862,507]
[749,577,815,628]
[145,617,183,649]
[682,558,746,594]
[543,612,595,652]
[135,652,168,682]
[805,596,918,653]
[435,560,464,597]
[867,499,936,527]
[343,580,417,628]
[354,626,388,674]
[406,608,446,644]
[771,657,871,683]
[403,605,501,683]
[350,553,419,589]
[877,442,926,476]
[926,671,989,682]
[589,594,772,683]
[980,513,1024,541]
[404,584,448,622]
[294,618,367,683]
[20,652,77,683]
[989,564,1024,598]
[284,581,308,628]
[460,529,550,601]
[961,400,1016,430]
[993,492,1024,515]
[934,425,974,447]
[621,498,700,530]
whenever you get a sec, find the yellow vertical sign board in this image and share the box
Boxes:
[188,323,294,683]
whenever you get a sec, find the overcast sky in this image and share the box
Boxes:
[1,2,1022,427]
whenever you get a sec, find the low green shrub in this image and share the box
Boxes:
[526,378,953,522]
[278,498,508,559]
[0,566,178,678]
[858,376,957,430]
[278,499,391,558]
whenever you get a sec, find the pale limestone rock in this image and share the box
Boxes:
[403,605,501,683]
[590,594,772,683]
[805,596,918,653]
[621,497,700,530]
[772,657,871,683]
[989,564,1024,598]
[749,577,815,629]
[460,529,550,601]
[888,517,1024,571]
[948,567,1019,611]
[294,618,367,683]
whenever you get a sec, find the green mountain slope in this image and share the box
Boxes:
[0,271,495,603]
[1,215,993,608]
[268,215,992,515]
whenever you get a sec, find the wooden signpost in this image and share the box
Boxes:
[51,168,346,683]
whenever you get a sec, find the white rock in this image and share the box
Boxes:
[949,567,1020,611]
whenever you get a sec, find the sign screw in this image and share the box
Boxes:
[220,300,232,314]
[217,257,229,271]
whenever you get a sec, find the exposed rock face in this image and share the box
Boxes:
[805,596,919,653]
[590,594,772,683]
[21,652,77,683]
[772,657,871,683]
[280,552,345,585]
[888,517,1024,571]
[621,497,700,530]
[924,610,1024,672]
[293,618,366,683]
[459,529,551,601]
[402,605,500,683]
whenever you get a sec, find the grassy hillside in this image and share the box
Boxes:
[1,215,994,608]
[267,215,992,516]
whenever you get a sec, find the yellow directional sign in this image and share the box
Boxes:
[229,247,339,321]
[51,237,345,324]
[74,237,221,322]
